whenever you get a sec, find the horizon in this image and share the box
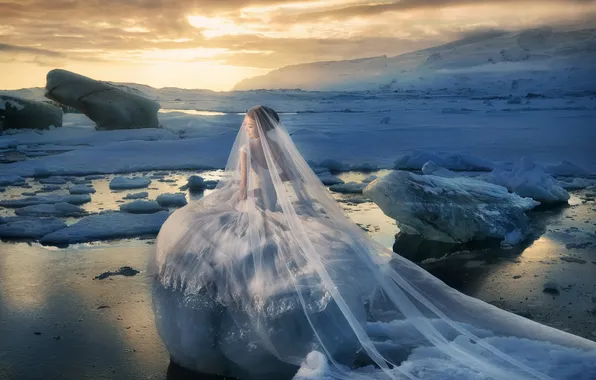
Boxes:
[1,0,595,91]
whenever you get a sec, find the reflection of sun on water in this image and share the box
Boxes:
[0,244,55,310]
[521,235,563,261]
[159,109,226,116]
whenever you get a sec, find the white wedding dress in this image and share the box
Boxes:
[149,106,596,380]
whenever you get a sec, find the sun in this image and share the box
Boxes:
[187,15,249,38]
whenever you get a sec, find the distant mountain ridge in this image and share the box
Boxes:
[233,27,596,94]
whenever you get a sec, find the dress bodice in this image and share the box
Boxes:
[242,141,278,211]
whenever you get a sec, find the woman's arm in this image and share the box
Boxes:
[270,141,293,182]
[238,150,248,201]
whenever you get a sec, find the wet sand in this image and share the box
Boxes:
[0,172,595,379]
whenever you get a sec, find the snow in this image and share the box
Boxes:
[545,161,590,178]
[38,176,68,185]
[69,184,96,194]
[0,175,25,187]
[38,185,61,192]
[363,170,537,243]
[234,27,596,95]
[0,95,595,178]
[489,157,570,204]
[120,200,164,214]
[395,152,494,172]
[317,171,344,186]
[0,98,25,111]
[293,352,330,379]
[329,182,367,194]
[293,326,596,379]
[109,176,151,190]
[1,34,595,187]
[558,178,593,191]
[0,216,66,239]
[14,202,87,217]
[39,211,170,246]
[421,161,458,178]
[311,159,349,172]
[70,178,92,185]
[0,121,177,147]
[123,192,148,199]
[156,193,187,207]
[0,194,91,208]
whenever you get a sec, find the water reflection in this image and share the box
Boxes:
[0,241,166,379]
[167,362,237,380]
[160,109,226,116]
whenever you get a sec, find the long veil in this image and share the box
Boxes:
[149,106,596,380]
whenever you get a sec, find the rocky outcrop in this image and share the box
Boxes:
[0,95,63,130]
[45,69,160,130]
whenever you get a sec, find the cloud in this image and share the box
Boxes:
[0,0,595,89]
[291,0,596,22]
[204,35,441,68]
[0,43,66,58]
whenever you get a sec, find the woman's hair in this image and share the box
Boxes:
[247,105,279,132]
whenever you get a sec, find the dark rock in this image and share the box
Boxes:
[45,69,160,130]
[0,95,63,130]
[94,266,140,280]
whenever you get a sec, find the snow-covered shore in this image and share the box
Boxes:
[1,94,594,179]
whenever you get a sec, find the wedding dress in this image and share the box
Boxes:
[149,106,596,380]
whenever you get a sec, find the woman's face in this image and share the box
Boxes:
[244,115,259,139]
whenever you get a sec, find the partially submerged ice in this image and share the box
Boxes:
[363,170,538,243]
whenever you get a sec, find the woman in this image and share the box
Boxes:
[150,106,596,380]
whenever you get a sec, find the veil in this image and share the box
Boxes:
[149,106,596,380]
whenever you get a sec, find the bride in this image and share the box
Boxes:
[150,106,596,380]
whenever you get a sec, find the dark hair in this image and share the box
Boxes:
[247,105,279,132]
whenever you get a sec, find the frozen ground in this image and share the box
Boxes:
[234,27,596,93]
[0,94,594,177]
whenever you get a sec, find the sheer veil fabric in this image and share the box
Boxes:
[150,106,596,380]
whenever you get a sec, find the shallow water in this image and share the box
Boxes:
[0,170,595,379]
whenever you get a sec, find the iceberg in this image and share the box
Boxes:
[39,211,169,246]
[109,176,151,190]
[489,157,570,204]
[120,200,164,214]
[395,152,494,172]
[156,193,188,208]
[363,171,537,243]
[0,194,91,208]
[14,202,87,217]
[0,216,66,239]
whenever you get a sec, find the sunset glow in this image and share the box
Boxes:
[0,0,594,90]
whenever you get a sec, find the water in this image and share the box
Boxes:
[1,170,595,380]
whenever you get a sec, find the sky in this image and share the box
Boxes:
[0,0,594,91]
